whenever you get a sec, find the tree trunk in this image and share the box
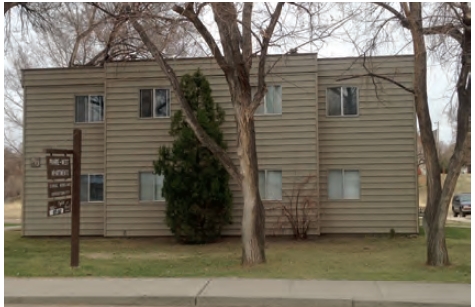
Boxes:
[404,3,448,266]
[374,2,470,267]
[237,111,266,265]
[415,2,471,266]
[426,7,471,266]
[425,225,449,265]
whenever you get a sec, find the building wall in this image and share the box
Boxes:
[22,54,417,237]
[103,54,319,237]
[22,67,105,236]
[317,56,418,233]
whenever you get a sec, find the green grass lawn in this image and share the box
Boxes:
[5,228,470,283]
[4,223,20,227]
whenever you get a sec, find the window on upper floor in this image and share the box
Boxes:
[75,95,104,123]
[327,87,358,117]
[328,169,360,200]
[254,85,282,115]
[139,172,164,201]
[80,174,104,202]
[140,89,171,118]
[258,170,282,200]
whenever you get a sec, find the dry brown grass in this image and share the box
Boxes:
[4,200,21,220]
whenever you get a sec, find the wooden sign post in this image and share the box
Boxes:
[44,128,82,268]
[71,129,82,267]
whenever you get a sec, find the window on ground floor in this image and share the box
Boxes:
[80,174,104,202]
[139,172,164,201]
[328,169,360,199]
[258,170,282,200]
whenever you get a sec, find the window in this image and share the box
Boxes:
[80,174,104,202]
[255,85,282,115]
[75,95,104,122]
[140,89,171,118]
[258,170,282,200]
[327,87,358,116]
[139,172,164,201]
[328,170,360,199]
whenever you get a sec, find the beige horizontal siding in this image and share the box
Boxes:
[104,55,319,237]
[22,76,105,236]
[22,67,104,87]
[105,54,319,80]
[317,55,417,234]
[22,53,417,237]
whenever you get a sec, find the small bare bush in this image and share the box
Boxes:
[273,175,319,240]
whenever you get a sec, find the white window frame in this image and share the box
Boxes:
[138,171,165,202]
[254,85,283,116]
[80,173,104,203]
[75,94,105,123]
[139,88,171,119]
[259,169,283,200]
[327,169,360,200]
[326,87,359,117]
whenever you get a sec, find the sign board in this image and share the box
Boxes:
[47,198,72,217]
[47,181,72,198]
[44,129,82,267]
[46,156,71,179]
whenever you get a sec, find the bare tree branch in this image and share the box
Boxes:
[336,72,415,93]
[211,3,243,68]
[130,17,243,184]
[422,23,463,44]
[89,2,118,18]
[336,54,415,94]
[251,2,285,111]
[241,2,253,74]
[374,2,410,26]
[69,17,108,66]
[173,4,230,75]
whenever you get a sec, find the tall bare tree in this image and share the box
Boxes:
[343,2,470,266]
[5,1,346,265]
[87,2,343,265]
[132,2,285,265]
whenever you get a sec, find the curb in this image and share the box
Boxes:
[5,295,471,307]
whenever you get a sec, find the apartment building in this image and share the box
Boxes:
[22,53,418,236]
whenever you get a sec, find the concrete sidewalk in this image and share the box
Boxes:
[5,277,471,307]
